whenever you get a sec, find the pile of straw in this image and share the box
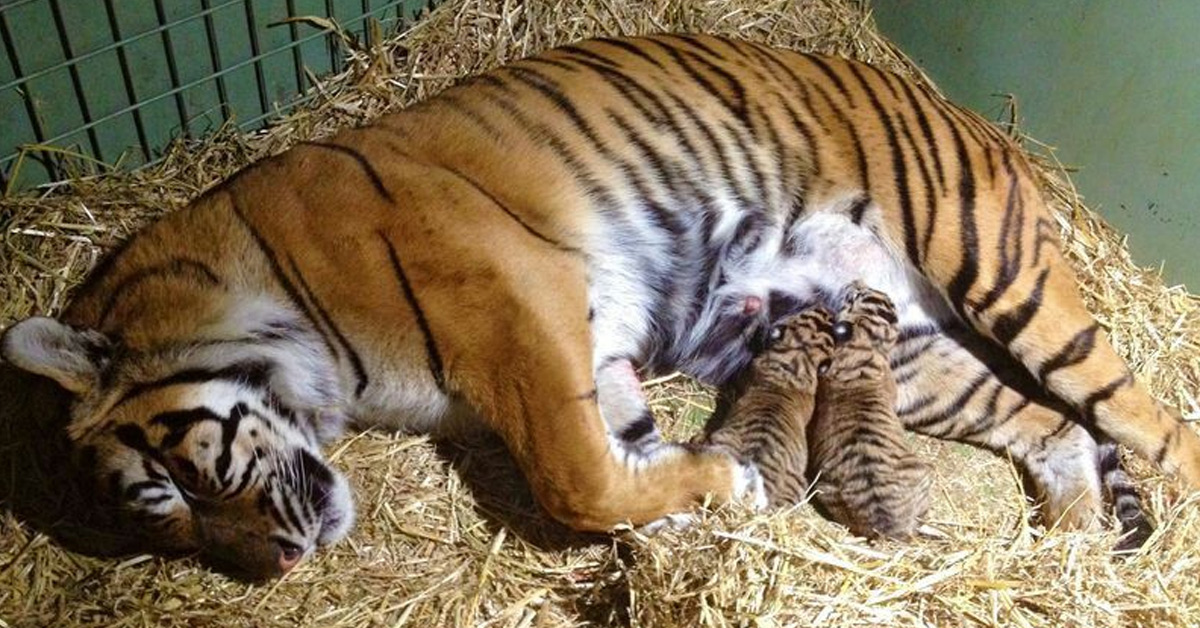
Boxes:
[3,1,1199,626]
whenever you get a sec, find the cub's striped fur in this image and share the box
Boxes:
[809,283,932,539]
[2,34,1191,577]
[702,308,835,507]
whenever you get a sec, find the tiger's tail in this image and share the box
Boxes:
[1098,440,1153,552]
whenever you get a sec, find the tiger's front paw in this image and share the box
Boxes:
[733,459,769,511]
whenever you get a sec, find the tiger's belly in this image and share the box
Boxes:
[589,197,957,385]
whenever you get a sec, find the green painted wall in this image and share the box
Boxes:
[872,1,1200,289]
[1,0,429,191]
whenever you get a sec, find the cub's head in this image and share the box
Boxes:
[753,307,836,389]
[1,314,354,580]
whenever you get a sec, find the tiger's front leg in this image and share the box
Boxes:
[389,220,764,530]
[595,357,661,449]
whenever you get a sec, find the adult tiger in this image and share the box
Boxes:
[3,34,1195,578]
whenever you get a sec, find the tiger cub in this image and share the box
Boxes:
[809,282,932,539]
[699,308,835,507]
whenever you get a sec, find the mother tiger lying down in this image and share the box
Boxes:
[3,34,1196,579]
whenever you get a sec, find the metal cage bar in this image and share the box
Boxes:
[103,0,152,164]
[0,0,427,190]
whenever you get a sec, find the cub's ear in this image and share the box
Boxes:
[1,317,112,394]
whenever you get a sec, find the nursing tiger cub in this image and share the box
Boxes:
[3,34,1193,578]
[700,308,835,507]
[808,283,932,539]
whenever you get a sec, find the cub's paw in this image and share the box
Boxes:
[833,282,898,351]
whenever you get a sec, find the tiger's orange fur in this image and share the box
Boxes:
[2,34,1191,576]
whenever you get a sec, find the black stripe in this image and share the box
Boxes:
[1037,324,1100,382]
[284,253,369,397]
[473,80,622,217]
[229,194,353,393]
[662,89,753,206]
[276,489,306,534]
[99,258,222,326]
[556,43,624,69]
[550,54,721,205]
[378,233,446,390]
[590,37,665,68]
[889,336,938,370]
[755,101,789,206]
[720,120,767,207]
[302,142,393,203]
[1032,217,1058,266]
[778,97,822,178]
[504,65,613,157]
[1081,373,1133,425]
[227,454,258,499]
[214,402,247,484]
[114,361,270,410]
[976,163,1025,313]
[894,112,937,252]
[672,34,729,62]
[437,163,581,254]
[154,407,224,449]
[619,411,656,442]
[894,79,946,196]
[954,381,1008,439]
[908,370,992,432]
[846,64,921,265]
[941,113,979,310]
[849,196,871,225]
[262,492,292,531]
[649,38,749,127]
[990,267,1050,346]
[437,94,506,142]
[1033,417,1074,456]
[896,394,938,417]
[804,55,855,107]
[605,111,691,238]
[808,73,870,192]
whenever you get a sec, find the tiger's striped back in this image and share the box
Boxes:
[809,283,932,539]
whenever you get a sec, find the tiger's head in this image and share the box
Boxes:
[752,307,836,391]
[1,306,355,580]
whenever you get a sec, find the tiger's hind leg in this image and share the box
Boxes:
[894,323,1151,541]
[966,260,1200,489]
[918,169,1200,491]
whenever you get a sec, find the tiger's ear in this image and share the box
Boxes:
[1,317,113,395]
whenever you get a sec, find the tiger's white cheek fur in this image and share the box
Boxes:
[178,382,356,541]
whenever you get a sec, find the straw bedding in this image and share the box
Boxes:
[2,1,1199,626]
